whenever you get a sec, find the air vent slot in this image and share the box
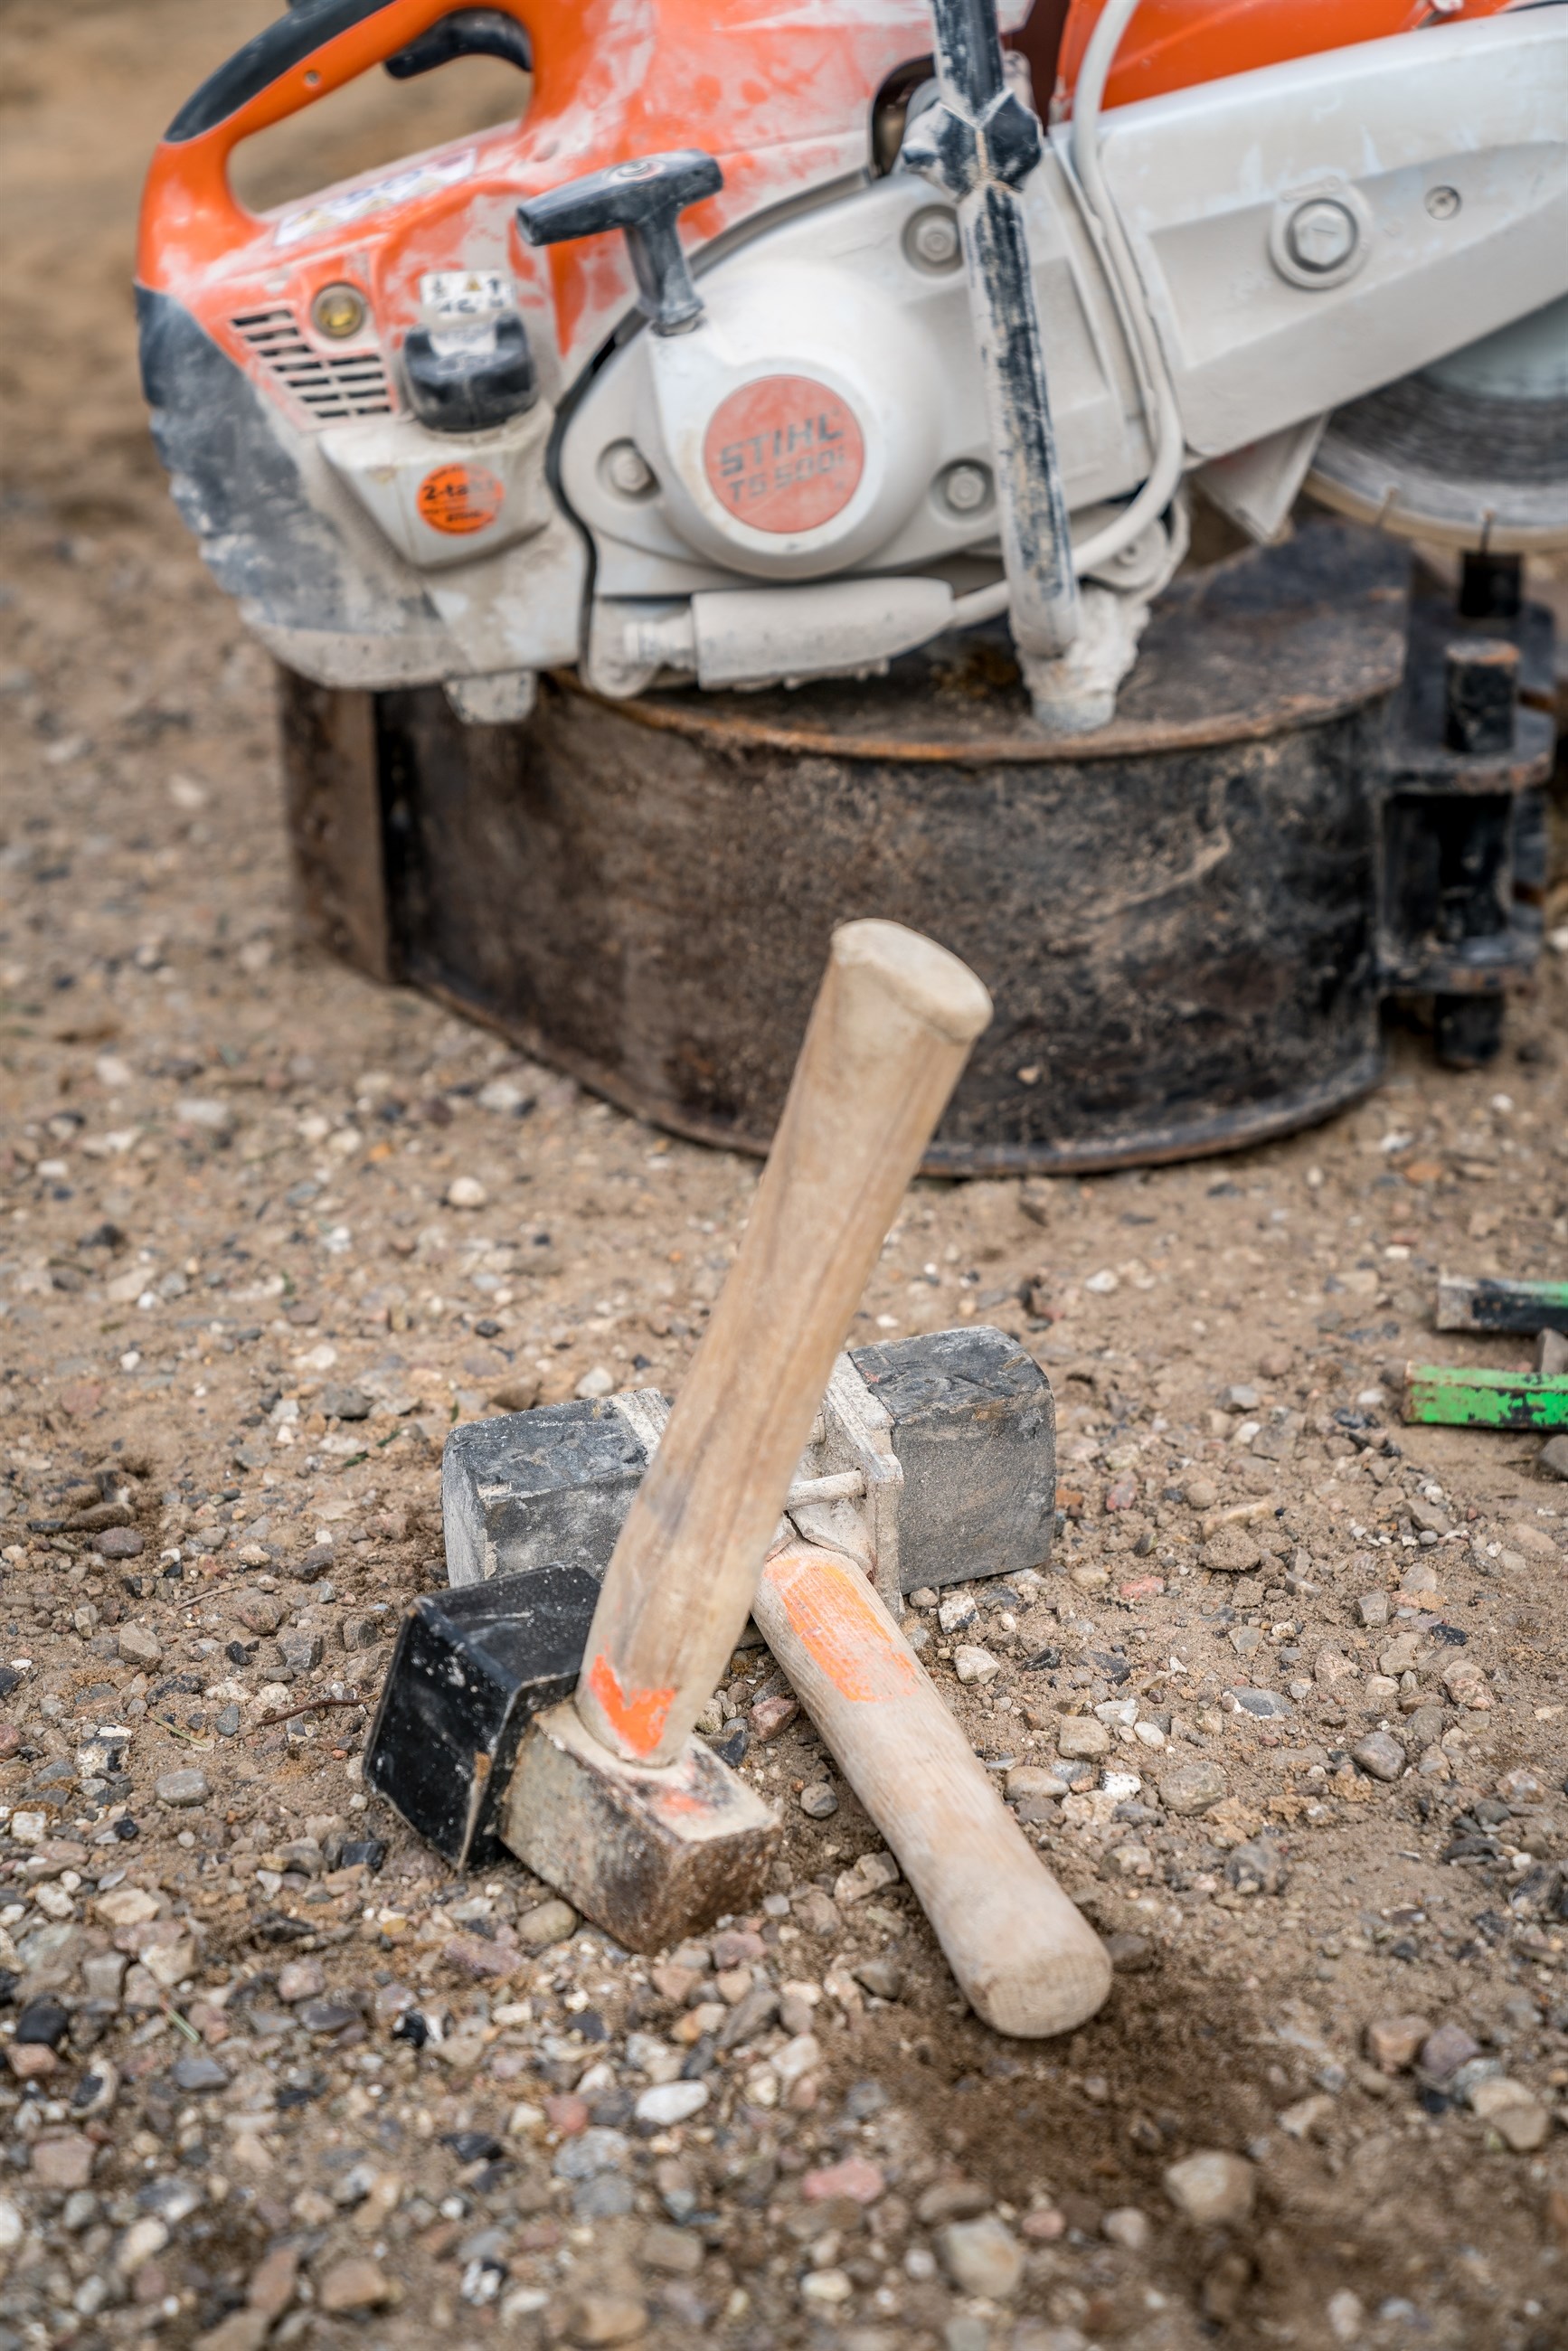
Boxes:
[231,307,393,422]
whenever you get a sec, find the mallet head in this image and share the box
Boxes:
[364,1563,779,1938]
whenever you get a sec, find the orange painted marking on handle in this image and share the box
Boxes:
[586,1651,675,1759]
[768,1547,918,1702]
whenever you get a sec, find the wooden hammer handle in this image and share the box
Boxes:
[575,921,991,1767]
[754,1541,1112,2036]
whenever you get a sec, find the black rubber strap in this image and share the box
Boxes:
[165,0,402,142]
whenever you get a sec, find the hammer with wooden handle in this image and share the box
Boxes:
[482,921,994,1948]
[573,918,994,1769]
[755,1539,1111,2036]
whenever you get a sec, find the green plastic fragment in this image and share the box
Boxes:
[1403,1364,1568,1430]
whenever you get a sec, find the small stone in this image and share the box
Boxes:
[1184,1478,1219,1510]
[1163,2150,1255,2229]
[751,1695,798,1742]
[639,2223,703,2276]
[117,2216,171,2278]
[216,1704,242,1739]
[294,1544,335,1581]
[1364,2014,1431,2072]
[443,1933,515,1981]
[8,2044,56,2082]
[96,1526,144,1559]
[1278,2094,1335,2141]
[1314,1646,1360,1692]
[563,2292,648,2346]
[1540,1434,1568,1481]
[74,2060,119,2119]
[952,1645,999,1684]
[117,1623,162,1666]
[1105,1931,1154,1973]
[279,1629,322,1672]
[635,2080,709,2127]
[319,1383,373,1421]
[575,1366,615,1400]
[278,1959,326,2008]
[1351,1731,1405,1784]
[798,1781,838,1818]
[1157,1758,1227,1816]
[852,1958,903,2001]
[1058,1716,1110,1759]
[938,1591,977,1634]
[156,1768,209,1808]
[803,2156,885,2205]
[172,2052,229,2092]
[1102,2205,1150,2252]
[317,2256,391,2314]
[195,2316,269,2351]
[16,1994,70,2048]
[1470,2078,1550,2150]
[916,2178,993,2226]
[936,2214,1025,2299]
[1230,1687,1292,1719]
[0,2200,22,2254]
[1356,1591,1391,1629]
[446,1176,487,1210]
[30,2130,94,2190]
[1226,1838,1286,1895]
[1419,2024,1480,2082]
[235,1592,285,1635]
[1204,1527,1262,1574]
[1006,1764,1071,1802]
[94,1886,160,1928]
[553,2127,629,2182]
[515,1898,576,1950]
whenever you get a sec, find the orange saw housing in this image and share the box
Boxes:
[137,0,1525,420]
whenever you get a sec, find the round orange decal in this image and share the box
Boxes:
[416,462,505,535]
[703,375,864,534]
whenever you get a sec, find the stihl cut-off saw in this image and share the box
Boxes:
[137,0,1568,732]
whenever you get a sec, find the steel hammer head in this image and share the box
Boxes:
[441,1325,1055,1612]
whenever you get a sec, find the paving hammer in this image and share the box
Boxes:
[367,920,1110,2028]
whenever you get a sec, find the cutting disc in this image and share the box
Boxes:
[1309,290,1568,552]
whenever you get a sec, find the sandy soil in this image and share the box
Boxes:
[5,9,1568,2351]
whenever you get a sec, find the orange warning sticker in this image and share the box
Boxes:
[416,461,505,536]
[702,374,864,534]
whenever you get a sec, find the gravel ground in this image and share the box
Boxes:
[8,7,1568,2351]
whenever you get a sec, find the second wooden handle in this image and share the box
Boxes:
[576,921,991,1766]
[754,1541,1112,2036]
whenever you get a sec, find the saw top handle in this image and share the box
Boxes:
[141,0,534,269]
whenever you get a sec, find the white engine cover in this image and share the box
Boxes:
[560,11,1568,610]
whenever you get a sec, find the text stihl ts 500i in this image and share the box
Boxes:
[138,0,1564,1169]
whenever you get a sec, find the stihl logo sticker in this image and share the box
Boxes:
[416,463,505,535]
[703,375,864,534]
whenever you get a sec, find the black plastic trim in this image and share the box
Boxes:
[165,0,401,142]
[386,7,531,80]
